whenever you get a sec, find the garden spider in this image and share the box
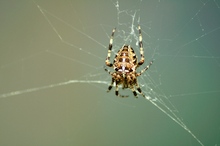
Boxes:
[105,25,153,98]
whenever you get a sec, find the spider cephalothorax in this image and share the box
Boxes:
[105,25,153,98]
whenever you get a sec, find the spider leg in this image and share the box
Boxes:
[115,83,129,98]
[131,87,138,98]
[107,78,114,92]
[104,67,111,74]
[105,68,128,97]
[115,84,119,95]
[105,28,116,67]
[136,84,145,97]
[130,82,145,98]
[104,67,114,92]
[137,61,153,76]
[137,25,145,67]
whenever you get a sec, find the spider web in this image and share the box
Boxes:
[1,0,220,146]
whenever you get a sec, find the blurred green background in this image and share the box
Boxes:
[0,0,219,146]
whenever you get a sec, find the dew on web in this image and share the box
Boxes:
[1,0,220,146]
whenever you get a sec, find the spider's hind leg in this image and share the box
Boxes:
[105,28,116,67]
[137,25,145,67]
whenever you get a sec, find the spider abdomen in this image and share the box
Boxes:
[113,45,137,73]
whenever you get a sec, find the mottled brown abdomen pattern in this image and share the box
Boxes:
[113,45,137,73]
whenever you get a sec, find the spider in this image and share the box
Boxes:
[105,25,153,98]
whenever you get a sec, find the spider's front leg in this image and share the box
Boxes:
[115,81,129,98]
[130,87,138,98]
[136,84,145,98]
[107,73,128,98]
[106,80,128,98]
[107,78,114,92]
[129,83,145,98]
[104,67,114,92]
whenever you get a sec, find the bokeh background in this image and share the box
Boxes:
[0,0,220,146]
